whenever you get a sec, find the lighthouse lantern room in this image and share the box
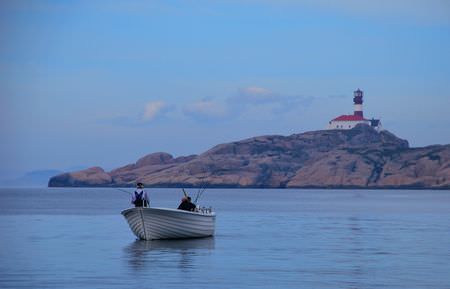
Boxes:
[327,89,382,131]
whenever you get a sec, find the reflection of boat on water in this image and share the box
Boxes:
[126,237,216,251]
[121,207,216,240]
[124,237,215,271]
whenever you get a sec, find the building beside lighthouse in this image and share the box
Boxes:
[327,89,382,131]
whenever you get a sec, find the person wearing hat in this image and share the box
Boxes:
[131,182,150,207]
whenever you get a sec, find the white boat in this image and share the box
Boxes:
[121,207,216,240]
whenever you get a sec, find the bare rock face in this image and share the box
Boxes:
[48,167,112,187]
[48,124,450,189]
[375,146,450,188]
[135,152,174,167]
[103,152,197,185]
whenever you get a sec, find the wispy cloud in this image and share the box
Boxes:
[182,86,315,122]
[103,87,315,125]
[98,100,172,126]
[142,100,168,121]
[229,86,314,114]
[183,98,228,121]
[238,86,275,103]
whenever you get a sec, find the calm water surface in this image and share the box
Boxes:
[0,188,449,289]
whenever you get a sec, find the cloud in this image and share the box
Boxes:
[98,100,172,126]
[183,99,228,120]
[142,101,168,121]
[178,86,317,123]
[238,86,274,102]
[229,86,314,114]
[181,86,315,123]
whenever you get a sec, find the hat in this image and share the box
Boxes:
[136,182,144,188]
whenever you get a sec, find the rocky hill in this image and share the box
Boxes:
[48,124,450,189]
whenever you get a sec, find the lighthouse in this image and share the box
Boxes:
[327,89,382,131]
[353,89,363,117]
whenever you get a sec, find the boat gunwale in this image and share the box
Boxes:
[121,207,216,218]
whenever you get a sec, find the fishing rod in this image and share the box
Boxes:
[194,184,204,203]
[198,187,206,201]
[194,184,207,204]
[116,188,132,195]
[183,186,206,204]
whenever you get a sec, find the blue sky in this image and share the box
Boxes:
[1,0,450,179]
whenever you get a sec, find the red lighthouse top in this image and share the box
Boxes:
[353,89,363,105]
[332,115,366,121]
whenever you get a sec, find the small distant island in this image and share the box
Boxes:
[48,124,450,189]
[48,89,450,189]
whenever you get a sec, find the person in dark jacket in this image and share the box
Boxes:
[131,183,150,207]
[177,196,196,211]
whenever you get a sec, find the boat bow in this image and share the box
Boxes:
[121,207,216,240]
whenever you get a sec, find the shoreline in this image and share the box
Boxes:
[45,184,450,190]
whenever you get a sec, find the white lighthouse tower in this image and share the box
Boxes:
[353,89,363,117]
[327,89,382,131]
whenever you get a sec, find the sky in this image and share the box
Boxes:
[1,0,450,179]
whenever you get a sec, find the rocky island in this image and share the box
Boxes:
[48,125,450,189]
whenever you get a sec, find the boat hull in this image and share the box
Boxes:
[121,207,216,240]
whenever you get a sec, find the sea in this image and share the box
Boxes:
[0,188,449,289]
